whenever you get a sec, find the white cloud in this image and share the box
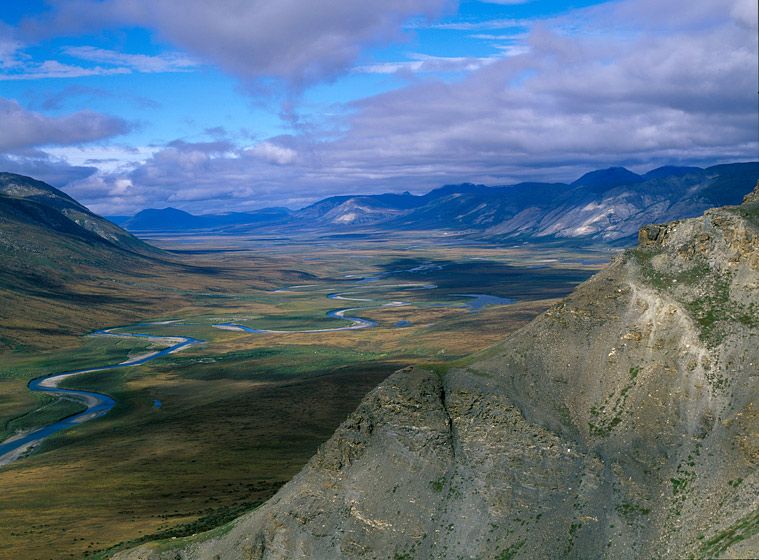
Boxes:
[0,59,130,80]
[8,0,758,215]
[247,142,298,165]
[23,0,455,88]
[0,98,130,151]
[730,0,757,28]
[355,53,498,74]
[63,46,198,73]
[420,18,527,30]
[0,22,23,69]
[0,45,198,80]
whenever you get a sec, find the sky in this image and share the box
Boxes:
[0,0,757,215]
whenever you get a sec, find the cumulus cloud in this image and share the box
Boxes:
[0,98,131,151]
[22,0,453,88]
[317,0,758,185]
[12,0,759,216]
[248,142,298,165]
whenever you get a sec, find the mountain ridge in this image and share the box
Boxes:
[0,172,157,254]
[113,162,759,244]
[0,173,187,350]
[115,182,759,559]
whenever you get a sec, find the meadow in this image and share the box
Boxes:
[0,231,608,559]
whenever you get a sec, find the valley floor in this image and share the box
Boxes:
[0,231,607,559]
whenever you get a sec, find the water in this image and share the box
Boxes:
[0,328,201,466]
[453,294,515,312]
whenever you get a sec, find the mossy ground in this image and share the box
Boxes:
[0,233,602,560]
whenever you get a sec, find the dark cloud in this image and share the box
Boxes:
[22,0,453,89]
[0,97,131,151]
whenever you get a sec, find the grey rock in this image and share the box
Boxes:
[117,187,759,560]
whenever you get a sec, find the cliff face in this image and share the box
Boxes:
[118,186,759,560]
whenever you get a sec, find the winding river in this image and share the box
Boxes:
[0,263,513,467]
[0,328,201,467]
[211,282,436,334]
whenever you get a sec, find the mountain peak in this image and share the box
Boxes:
[134,207,192,217]
[0,172,154,253]
[571,166,644,190]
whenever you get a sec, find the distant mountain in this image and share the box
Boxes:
[115,163,759,245]
[642,165,703,179]
[120,206,291,231]
[306,162,759,244]
[294,192,423,226]
[571,166,644,191]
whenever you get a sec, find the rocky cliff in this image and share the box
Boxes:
[117,185,759,559]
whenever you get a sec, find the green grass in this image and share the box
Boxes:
[0,336,156,381]
[616,502,651,520]
[3,395,86,440]
[497,540,525,560]
[430,476,446,493]
[632,249,757,348]
[698,509,759,558]
[154,344,392,382]
[0,237,604,560]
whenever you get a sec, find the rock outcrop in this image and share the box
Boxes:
[118,185,759,559]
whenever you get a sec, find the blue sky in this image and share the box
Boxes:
[0,0,756,214]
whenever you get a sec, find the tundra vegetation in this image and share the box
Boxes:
[0,227,600,560]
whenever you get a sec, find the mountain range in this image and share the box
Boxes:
[111,162,759,244]
[116,182,759,560]
[110,206,291,232]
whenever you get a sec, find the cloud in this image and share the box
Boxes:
[15,0,758,216]
[63,46,198,73]
[0,98,131,151]
[0,45,198,80]
[421,18,527,30]
[35,85,160,111]
[730,0,757,28]
[0,59,131,80]
[21,0,454,89]
[0,22,22,68]
[355,53,499,75]
[318,0,758,185]
[248,142,298,165]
